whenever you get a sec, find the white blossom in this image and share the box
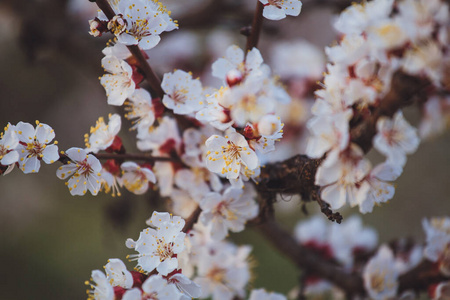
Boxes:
[125,88,157,130]
[259,0,302,21]
[363,245,399,300]
[16,121,59,174]
[121,161,156,195]
[104,258,133,289]
[249,289,286,300]
[100,55,135,106]
[374,111,420,167]
[86,270,114,300]
[0,123,19,171]
[199,186,259,241]
[205,133,259,180]
[56,148,102,196]
[161,69,205,115]
[85,114,121,153]
[423,217,450,276]
[126,212,186,276]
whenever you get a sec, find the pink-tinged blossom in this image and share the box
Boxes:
[56,148,102,196]
[259,0,302,21]
[374,111,420,167]
[104,258,133,289]
[126,212,186,276]
[121,161,156,195]
[196,88,234,131]
[363,245,399,300]
[194,243,252,300]
[212,45,264,83]
[316,145,371,210]
[125,88,157,130]
[168,273,202,299]
[419,96,450,140]
[306,111,351,161]
[102,42,131,60]
[205,133,259,180]
[358,162,403,214]
[85,114,121,153]
[86,270,114,300]
[122,275,183,300]
[249,289,286,300]
[0,123,19,172]
[199,186,259,241]
[161,69,205,115]
[422,217,450,276]
[16,121,59,174]
[137,116,181,154]
[101,0,177,50]
[100,55,135,106]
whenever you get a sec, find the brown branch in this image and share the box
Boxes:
[182,205,202,233]
[94,0,164,98]
[245,1,264,52]
[398,260,449,293]
[257,217,366,296]
[258,71,431,196]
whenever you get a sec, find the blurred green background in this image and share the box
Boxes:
[0,0,449,299]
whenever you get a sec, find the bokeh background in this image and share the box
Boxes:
[0,0,449,299]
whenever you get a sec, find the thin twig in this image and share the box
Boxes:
[245,1,264,52]
[182,205,202,232]
[94,0,164,98]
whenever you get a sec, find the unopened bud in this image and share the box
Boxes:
[89,18,107,37]
[226,69,243,87]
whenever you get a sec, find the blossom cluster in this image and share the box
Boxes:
[87,211,287,300]
[292,215,450,300]
[307,0,450,213]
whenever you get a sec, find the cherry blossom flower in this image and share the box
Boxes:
[199,186,259,241]
[120,161,156,195]
[125,88,157,131]
[315,145,371,210]
[419,96,450,140]
[358,162,403,214]
[259,0,302,21]
[122,275,183,300]
[100,55,135,106]
[249,289,286,300]
[205,133,259,180]
[56,147,102,196]
[85,114,121,153]
[104,258,133,289]
[363,245,399,300]
[374,111,420,167]
[126,211,186,276]
[16,121,59,174]
[422,217,450,276]
[0,123,19,172]
[161,69,205,115]
[194,243,251,300]
[212,45,264,83]
[167,273,202,299]
[136,116,181,154]
[101,0,177,50]
[86,269,114,300]
[306,111,351,161]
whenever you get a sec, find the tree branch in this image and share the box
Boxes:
[182,205,202,233]
[256,217,366,296]
[245,1,264,52]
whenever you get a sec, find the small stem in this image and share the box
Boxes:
[246,1,264,52]
[127,46,165,98]
[94,0,164,98]
[183,205,202,232]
